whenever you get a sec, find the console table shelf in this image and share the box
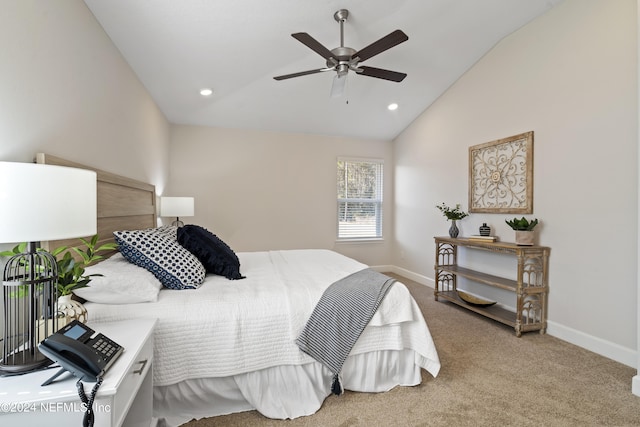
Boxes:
[438,265,518,291]
[434,237,550,336]
[437,290,520,327]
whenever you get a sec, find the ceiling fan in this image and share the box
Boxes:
[273,9,409,97]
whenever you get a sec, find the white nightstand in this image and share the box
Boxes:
[0,319,156,427]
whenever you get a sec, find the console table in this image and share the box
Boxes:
[434,237,550,336]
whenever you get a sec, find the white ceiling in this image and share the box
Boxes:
[83,0,563,141]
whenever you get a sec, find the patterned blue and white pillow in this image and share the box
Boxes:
[153,224,178,240]
[114,227,205,290]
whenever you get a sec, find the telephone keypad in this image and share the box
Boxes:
[89,333,123,369]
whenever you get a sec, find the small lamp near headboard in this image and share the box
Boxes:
[160,196,194,227]
[0,161,96,374]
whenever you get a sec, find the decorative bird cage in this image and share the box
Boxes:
[0,243,59,374]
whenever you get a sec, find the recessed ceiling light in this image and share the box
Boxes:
[200,88,213,96]
[387,103,398,111]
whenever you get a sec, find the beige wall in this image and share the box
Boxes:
[0,1,170,330]
[394,0,638,366]
[165,125,394,267]
[0,0,170,188]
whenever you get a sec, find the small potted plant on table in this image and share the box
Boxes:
[505,217,539,245]
[436,203,469,238]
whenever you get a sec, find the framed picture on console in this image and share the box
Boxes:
[468,131,533,214]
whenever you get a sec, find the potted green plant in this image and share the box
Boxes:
[1,234,117,297]
[52,235,117,324]
[52,235,118,296]
[505,217,539,245]
[436,203,469,238]
[1,234,116,328]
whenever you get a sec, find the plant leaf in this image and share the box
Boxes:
[50,245,68,256]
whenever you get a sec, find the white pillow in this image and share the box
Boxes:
[73,253,163,304]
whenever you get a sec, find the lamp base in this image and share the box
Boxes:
[0,349,53,375]
[171,217,184,227]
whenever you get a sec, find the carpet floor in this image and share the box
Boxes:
[181,273,640,427]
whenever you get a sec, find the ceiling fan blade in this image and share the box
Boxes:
[352,29,408,63]
[273,68,333,81]
[291,33,337,62]
[357,66,407,82]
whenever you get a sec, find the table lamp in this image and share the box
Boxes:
[0,161,96,374]
[160,196,194,227]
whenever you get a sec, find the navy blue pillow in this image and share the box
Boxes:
[177,225,245,280]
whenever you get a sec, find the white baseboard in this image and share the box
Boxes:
[388,265,435,288]
[633,375,640,396]
[546,321,637,368]
[370,265,434,288]
[376,264,638,370]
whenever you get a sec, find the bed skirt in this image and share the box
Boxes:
[154,348,425,426]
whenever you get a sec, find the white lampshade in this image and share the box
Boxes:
[160,197,194,217]
[0,162,97,243]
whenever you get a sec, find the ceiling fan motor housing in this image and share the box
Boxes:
[328,46,358,76]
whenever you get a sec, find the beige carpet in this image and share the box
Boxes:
[182,273,640,427]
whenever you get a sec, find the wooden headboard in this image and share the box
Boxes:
[36,153,157,255]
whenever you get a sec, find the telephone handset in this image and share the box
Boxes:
[38,320,124,386]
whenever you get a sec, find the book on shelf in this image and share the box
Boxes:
[467,235,497,242]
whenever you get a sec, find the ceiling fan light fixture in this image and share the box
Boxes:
[331,74,347,98]
[200,88,213,96]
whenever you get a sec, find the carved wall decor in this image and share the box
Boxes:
[469,131,533,213]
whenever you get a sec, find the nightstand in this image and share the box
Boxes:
[0,318,156,427]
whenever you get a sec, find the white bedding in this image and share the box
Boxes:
[154,349,426,424]
[86,249,441,421]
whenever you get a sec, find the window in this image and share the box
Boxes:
[337,158,383,240]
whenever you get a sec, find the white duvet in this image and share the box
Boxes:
[85,249,440,387]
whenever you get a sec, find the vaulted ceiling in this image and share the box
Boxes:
[84,0,563,140]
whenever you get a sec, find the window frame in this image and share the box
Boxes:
[336,157,384,242]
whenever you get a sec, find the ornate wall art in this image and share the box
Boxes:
[468,131,533,213]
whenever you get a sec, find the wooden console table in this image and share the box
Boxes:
[434,237,550,336]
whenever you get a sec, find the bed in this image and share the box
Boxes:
[37,153,441,426]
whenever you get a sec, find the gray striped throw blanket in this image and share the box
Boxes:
[295,268,396,395]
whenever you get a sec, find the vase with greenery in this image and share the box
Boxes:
[436,203,469,238]
[505,217,539,245]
